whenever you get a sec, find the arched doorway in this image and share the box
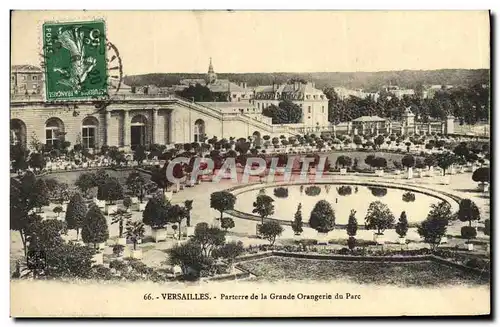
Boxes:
[82,116,99,149]
[10,119,27,146]
[131,115,148,147]
[253,131,262,147]
[45,117,65,146]
[194,119,205,142]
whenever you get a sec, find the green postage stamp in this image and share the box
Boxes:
[42,20,108,100]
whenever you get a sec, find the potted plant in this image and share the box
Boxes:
[126,170,149,211]
[65,192,88,242]
[336,155,352,175]
[110,208,132,246]
[125,221,145,259]
[346,209,358,251]
[142,196,169,243]
[401,154,415,179]
[100,177,124,215]
[309,200,335,244]
[395,211,409,245]
[123,196,132,213]
[365,201,395,245]
[457,199,481,251]
[82,204,110,263]
[112,244,125,259]
[291,203,303,237]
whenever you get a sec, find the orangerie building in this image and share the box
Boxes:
[10,60,330,151]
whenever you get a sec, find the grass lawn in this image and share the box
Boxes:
[325,151,419,170]
[238,256,489,287]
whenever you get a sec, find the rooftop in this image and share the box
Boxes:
[12,65,43,73]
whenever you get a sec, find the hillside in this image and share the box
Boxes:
[123,69,490,91]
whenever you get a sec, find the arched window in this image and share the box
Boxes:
[82,116,99,149]
[45,117,64,146]
[194,119,205,142]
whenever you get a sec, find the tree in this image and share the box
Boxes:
[123,196,132,211]
[395,211,409,238]
[53,206,63,218]
[365,154,376,169]
[213,241,244,269]
[346,209,358,237]
[192,223,226,258]
[309,200,335,233]
[126,170,148,203]
[258,221,284,245]
[220,217,235,231]
[110,208,132,238]
[436,152,457,176]
[418,203,450,250]
[347,237,356,251]
[65,193,88,240]
[42,242,95,279]
[210,191,237,222]
[336,155,352,169]
[262,100,302,124]
[75,173,96,198]
[11,143,29,171]
[364,201,395,235]
[184,200,194,227]
[142,196,169,229]
[169,204,188,240]
[133,145,147,164]
[484,219,490,236]
[167,240,205,276]
[31,178,50,212]
[291,203,303,235]
[457,199,481,227]
[401,154,415,170]
[99,177,124,204]
[252,194,275,225]
[125,220,146,251]
[81,205,110,249]
[353,135,363,148]
[472,167,489,186]
[374,135,385,149]
[28,153,45,170]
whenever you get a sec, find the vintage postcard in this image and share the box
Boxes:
[9,10,491,317]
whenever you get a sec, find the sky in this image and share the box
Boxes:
[11,10,490,75]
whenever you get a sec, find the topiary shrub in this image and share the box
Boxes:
[402,191,416,202]
[337,185,352,196]
[347,236,356,250]
[304,185,321,197]
[273,187,289,198]
[461,226,477,241]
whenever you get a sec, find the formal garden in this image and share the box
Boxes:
[10,131,490,285]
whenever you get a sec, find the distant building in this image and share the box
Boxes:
[177,58,253,102]
[11,65,43,95]
[333,87,379,101]
[253,81,329,127]
[382,85,415,99]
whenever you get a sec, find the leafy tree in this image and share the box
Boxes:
[11,143,29,171]
[65,193,88,240]
[191,223,226,258]
[395,211,409,238]
[457,199,480,227]
[347,236,356,251]
[220,217,235,231]
[472,167,489,185]
[401,154,415,170]
[252,194,275,225]
[100,177,124,204]
[364,201,395,235]
[436,152,457,176]
[309,200,335,233]
[210,191,237,222]
[336,155,352,168]
[133,145,147,164]
[167,240,205,275]
[53,206,63,218]
[123,196,132,211]
[184,200,194,227]
[353,135,363,148]
[126,170,148,203]
[346,209,358,237]
[213,241,244,268]
[262,100,302,124]
[28,152,46,170]
[142,196,169,229]
[484,219,490,236]
[110,208,132,238]
[291,203,303,235]
[365,154,376,169]
[178,83,214,102]
[31,178,50,212]
[82,205,110,249]
[374,135,385,149]
[258,221,284,245]
[418,202,451,250]
[42,242,95,279]
[169,204,188,239]
[75,173,96,197]
[125,220,146,251]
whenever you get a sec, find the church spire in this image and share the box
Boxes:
[206,57,217,84]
